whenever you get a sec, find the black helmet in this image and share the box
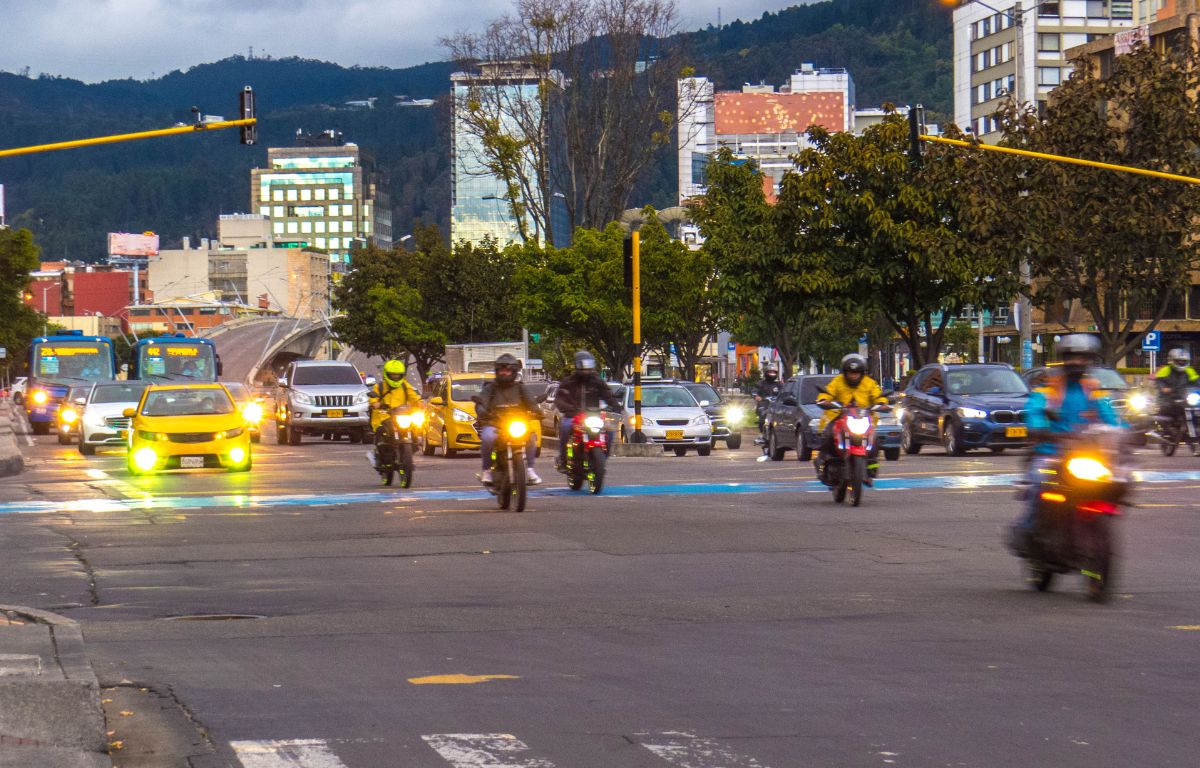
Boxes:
[495,353,522,383]
[841,353,867,375]
[574,350,596,372]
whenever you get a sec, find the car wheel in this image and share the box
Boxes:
[725,433,742,450]
[673,447,688,457]
[288,425,302,446]
[250,433,261,444]
[768,429,785,461]
[797,429,813,462]
[78,443,95,456]
[57,430,72,445]
[943,420,965,456]
[275,424,288,445]
[697,445,712,457]
[349,429,363,444]
[902,424,922,454]
[441,430,458,458]
[884,447,900,462]
[990,446,1005,454]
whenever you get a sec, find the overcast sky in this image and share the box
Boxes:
[0,0,817,83]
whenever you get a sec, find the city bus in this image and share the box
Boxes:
[131,335,221,382]
[25,330,117,434]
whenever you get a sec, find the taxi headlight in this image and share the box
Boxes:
[507,420,528,439]
[1066,456,1112,482]
[32,390,48,405]
[584,415,605,432]
[132,447,158,471]
[452,408,474,423]
[241,402,264,423]
[228,446,247,465]
[137,430,169,442]
[215,427,244,440]
[846,416,871,436]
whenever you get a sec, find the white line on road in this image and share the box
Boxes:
[422,733,557,767]
[13,407,33,447]
[231,739,349,768]
[640,731,771,768]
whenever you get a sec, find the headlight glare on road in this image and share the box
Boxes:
[32,390,48,405]
[585,416,605,432]
[1128,393,1149,412]
[1066,456,1112,482]
[132,447,158,472]
[846,416,871,436]
[957,407,988,419]
[228,446,247,465]
[241,402,264,423]
[507,420,528,439]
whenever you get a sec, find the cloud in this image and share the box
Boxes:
[0,0,814,82]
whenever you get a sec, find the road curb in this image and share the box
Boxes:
[0,606,109,764]
[0,403,25,478]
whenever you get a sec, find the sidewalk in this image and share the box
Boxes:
[0,607,111,767]
[0,402,24,477]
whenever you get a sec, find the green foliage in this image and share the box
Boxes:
[943,320,979,360]
[0,228,47,378]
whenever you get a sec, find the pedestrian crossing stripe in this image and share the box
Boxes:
[232,732,774,767]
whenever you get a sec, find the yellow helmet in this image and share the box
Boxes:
[383,359,406,384]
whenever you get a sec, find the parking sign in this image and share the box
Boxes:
[1142,331,1161,351]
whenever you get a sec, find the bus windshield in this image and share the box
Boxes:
[32,341,114,383]
[138,342,217,381]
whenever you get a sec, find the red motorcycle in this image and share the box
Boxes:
[818,400,891,507]
[563,411,609,494]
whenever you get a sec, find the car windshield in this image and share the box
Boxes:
[222,383,249,401]
[634,386,698,408]
[449,380,487,399]
[945,368,1028,395]
[688,383,720,404]
[801,376,835,404]
[141,389,235,417]
[90,383,149,404]
[292,365,362,386]
[1090,368,1128,390]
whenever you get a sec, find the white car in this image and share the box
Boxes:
[78,381,150,456]
[618,383,712,456]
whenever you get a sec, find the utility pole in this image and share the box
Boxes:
[631,231,645,443]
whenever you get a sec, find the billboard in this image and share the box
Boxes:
[108,232,159,258]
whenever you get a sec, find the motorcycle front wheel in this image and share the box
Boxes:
[849,455,865,507]
[398,442,414,489]
[832,464,847,503]
[567,444,585,491]
[587,445,606,495]
[510,451,527,512]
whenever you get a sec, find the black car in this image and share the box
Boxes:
[678,381,744,449]
[762,374,902,462]
[900,363,1031,455]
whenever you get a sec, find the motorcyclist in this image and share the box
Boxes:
[553,351,624,470]
[1153,348,1199,446]
[1008,334,1120,554]
[814,353,888,485]
[477,353,542,485]
[367,359,420,469]
[753,365,783,428]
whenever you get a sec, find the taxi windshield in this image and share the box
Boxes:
[33,342,114,382]
[141,389,235,417]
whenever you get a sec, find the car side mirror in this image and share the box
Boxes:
[74,397,86,406]
[122,408,136,418]
[781,395,798,406]
[365,376,377,387]
[278,378,288,388]
[216,357,224,376]
[429,397,444,406]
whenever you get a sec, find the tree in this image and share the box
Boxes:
[980,46,1200,364]
[0,228,46,381]
[444,0,689,244]
[778,114,1019,369]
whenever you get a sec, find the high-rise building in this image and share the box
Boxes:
[677,64,856,203]
[951,0,1134,141]
[450,63,561,247]
[250,136,392,271]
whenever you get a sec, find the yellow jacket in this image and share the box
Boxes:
[816,373,887,429]
[369,378,420,430]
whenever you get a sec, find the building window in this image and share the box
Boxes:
[301,222,313,234]
[273,222,284,234]
[273,205,284,217]
[329,221,341,233]
[259,206,270,216]
[286,189,298,201]
[330,238,341,249]
[315,221,326,233]
[315,188,326,200]
[259,188,269,202]
[342,220,353,232]
[1039,0,1060,16]
[329,188,340,200]
[340,204,352,216]
[1189,285,1200,319]
[300,188,312,201]
[316,238,327,249]
[1038,67,1062,86]
[1039,33,1061,53]
[286,222,299,234]
[272,190,284,202]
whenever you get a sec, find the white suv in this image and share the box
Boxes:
[276,360,370,445]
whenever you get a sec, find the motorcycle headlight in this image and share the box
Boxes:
[957,407,988,419]
[846,416,871,436]
[394,414,413,429]
[584,416,605,432]
[1066,456,1112,482]
[507,420,528,439]
[291,391,314,406]
[725,406,745,424]
[354,391,370,405]
[452,408,474,423]
[411,410,426,426]
[1128,393,1149,412]
[1188,392,1200,407]
[241,402,264,424]
[32,390,48,405]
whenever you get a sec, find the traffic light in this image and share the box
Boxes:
[908,104,926,166]
[239,85,257,145]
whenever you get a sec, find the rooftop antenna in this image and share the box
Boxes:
[249,46,254,60]
[718,7,721,27]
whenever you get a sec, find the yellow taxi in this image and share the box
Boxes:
[125,384,252,474]
[421,372,541,457]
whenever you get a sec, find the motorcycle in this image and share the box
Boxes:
[754,393,778,434]
[563,411,608,494]
[375,406,423,487]
[1019,424,1130,602]
[482,406,536,512]
[817,400,890,507]
[1152,391,1200,457]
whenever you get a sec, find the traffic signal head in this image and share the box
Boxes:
[239,85,257,145]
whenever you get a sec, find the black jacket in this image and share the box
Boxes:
[476,380,539,426]
[754,379,783,400]
[554,372,623,417]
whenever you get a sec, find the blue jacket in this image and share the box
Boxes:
[1027,374,1119,455]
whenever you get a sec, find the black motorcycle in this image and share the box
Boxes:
[482,405,537,512]
[375,406,423,487]
[1152,391,1200,457]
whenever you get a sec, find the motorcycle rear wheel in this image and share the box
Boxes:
[1084,516,1115,603]
[1027,562,1055,592]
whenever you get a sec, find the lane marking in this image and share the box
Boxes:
[1168,625,1200,631]
[13,408,34,447]
[231,738,348,768]
[640,731,771,768]
[422,733,556,767]
[409,673,520,685]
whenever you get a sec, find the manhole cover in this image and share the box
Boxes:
[163,614,266,621]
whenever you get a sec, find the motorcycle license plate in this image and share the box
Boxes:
[181,456,205,469]
[326,409,344,418]
[1006,426,1028,438]
[666,429,684,440]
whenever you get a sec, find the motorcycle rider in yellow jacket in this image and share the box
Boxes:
[815,354,888,484]
[368,359,420,468]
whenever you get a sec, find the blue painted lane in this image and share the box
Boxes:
[1,469,1198,516]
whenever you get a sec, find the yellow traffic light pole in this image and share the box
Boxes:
[0,118,258,159]
[630,230,646,443]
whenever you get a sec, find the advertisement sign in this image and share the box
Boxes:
[107,232,160,258]
[1115,25,1150,55]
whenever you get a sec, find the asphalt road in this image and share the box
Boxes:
[1,428,1199,768]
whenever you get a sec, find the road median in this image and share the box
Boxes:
[0,402,25,478]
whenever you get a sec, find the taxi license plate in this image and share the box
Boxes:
[326,409,345,418]
[1006,426,1028,438]
[666,429,685,440]
[180,456,205,469]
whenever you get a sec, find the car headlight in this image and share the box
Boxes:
[354,391,369,405]
[690,414,709,426]
[809,418,822,431]
[507,420,528,439]
[228,446,248,465]
[1128,393,1149,412]
[957,407,988,419]
[215,427,245,440]
[725,406,745,424]
[893,406,905,422]
[137,430,169,442]
[291,391,314,406]
[31,390,48,405]
[241,402,264,423]
[59,408,78,424]
[411,410,426,426]
[1067,456,1112,482]
[452,408,474,423]
[132,447,159,471]
[846,416,871,436]
[584,415,605,432]
[1188,392,1200,407]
